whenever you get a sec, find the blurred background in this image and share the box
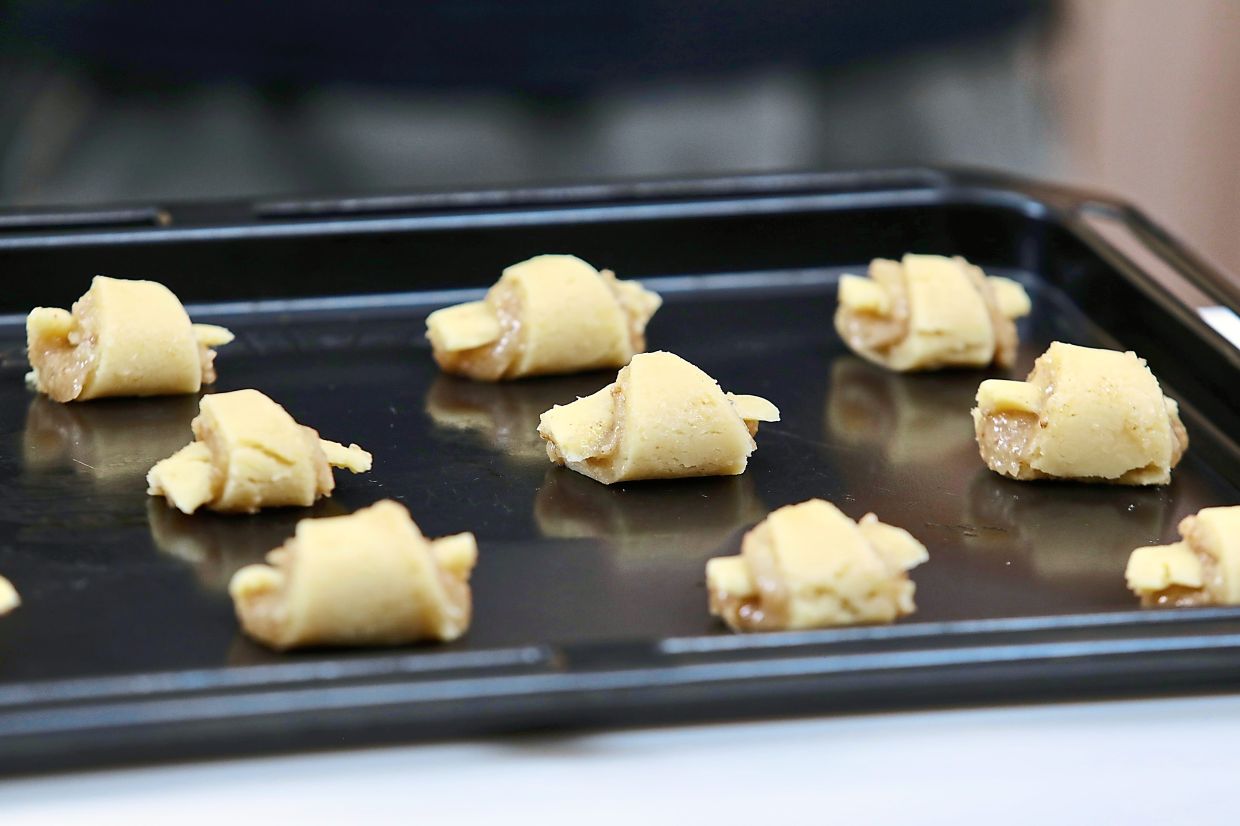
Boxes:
[1,0,1237,273]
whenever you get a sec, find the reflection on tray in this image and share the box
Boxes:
[964,470,1177,583]
[425,373,611,462]
[534,469,767,563]
[23,395,198,483]
[147,498,348,590]
[824,356,978,466]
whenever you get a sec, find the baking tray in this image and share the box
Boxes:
[0,168,1237,774]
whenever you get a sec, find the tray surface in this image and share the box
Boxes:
[0,267,1235,683]
[0,170,1238,771]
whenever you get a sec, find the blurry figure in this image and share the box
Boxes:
[23,394,198,483]
[0,1,1049,205]
[425,373,610,463]
[535,469,766,567]
[964,471,1177,588]
[824,356,979,467]
[148,497,348,591]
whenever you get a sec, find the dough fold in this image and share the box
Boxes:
[229,499,477,649]
[426,254,661,380]
[972,342,1188,485]
[26,276,234,402]
[706,499,928,632]
[147,389,372,514]
[537,351,779,484]
[1126,506,1240,607]
[835,254,1030,371]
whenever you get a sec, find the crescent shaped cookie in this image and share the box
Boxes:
[835,254,1031,371]
[147,389,372,514]
[973,342,1188,485]
[27,276,234,402]
[1126,506,1240,607]
[706,499,928,632]
[537,351,779,484]
[229,500,477,649]
[426,254,661,380]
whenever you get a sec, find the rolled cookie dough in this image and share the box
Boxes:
[1126,505,1240,607]
[835,254,1031,371]
[147,389,372,514]
[229,499,477,649]
[706,499,928,632]
[27,276,234,402]
[0,576,18,616]
[537,351,779,484]
[973,342,1188,485]
[426,254,661,380]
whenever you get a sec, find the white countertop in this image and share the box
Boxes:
[6,692,1238,824]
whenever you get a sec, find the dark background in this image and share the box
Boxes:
[0,1,1051,203]
[3,1,1239,279]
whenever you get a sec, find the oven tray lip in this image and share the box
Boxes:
[0,166,1237,773]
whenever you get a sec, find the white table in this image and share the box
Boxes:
[6,693,1238,824]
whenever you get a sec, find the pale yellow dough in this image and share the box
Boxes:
[835,254,1031,371]
[973,342,1188,485]
[1126,506,1240,607]
[426,254,662,380]
[537,351,779,484]
[147,389,372,514]
[0,576,19,616]
[229,500,477,649]
[706,499,928,632]
[26,275,234,402]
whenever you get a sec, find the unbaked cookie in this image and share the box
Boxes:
[1126,505,1240,607]
[426,254,661,380]
[707,499,928,631]
[27,276,233,402]
[147,389,371,514]
[537,351,779,484]
[230,500,476,649]
[0,576,18,616]
[973,342,1188,485]
[835,254,1030,371]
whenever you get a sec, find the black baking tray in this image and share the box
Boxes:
[0,168,1237,774]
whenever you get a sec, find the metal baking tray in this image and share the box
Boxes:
[0,169,1237,773]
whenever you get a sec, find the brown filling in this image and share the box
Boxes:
[601,270,655,354]
[1169,407,1189,468]
[963,262,1018,368]
[433,289,524,381]
[837,302,910,355]
[29,294,101,402]
[199,343,220,386]
[710,588,777,632]
[976,410,1039,479]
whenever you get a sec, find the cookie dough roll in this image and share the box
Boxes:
[0,576,19,616]
[26,275,234,402]
[835,254,1031,371]
[707,499,928,632]
[973,342,1188,485]
[426,254,662,380]
[229,500,477,649]
[537,351,779,484]
[1126,506,1240,607]
[147,389,372,514]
